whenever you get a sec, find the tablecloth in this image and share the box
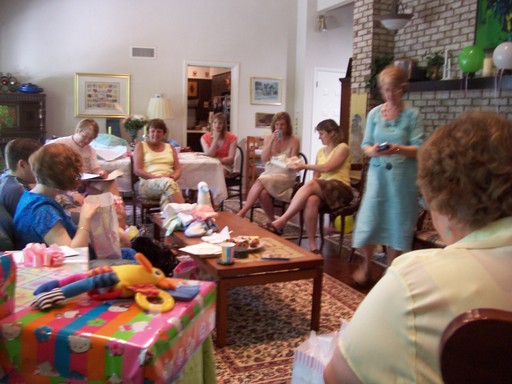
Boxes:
[98,154,228,206]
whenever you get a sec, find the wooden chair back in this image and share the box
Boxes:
[221,145,244,211]
[440,308,512,384]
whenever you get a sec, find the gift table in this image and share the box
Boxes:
[0,259,217,383]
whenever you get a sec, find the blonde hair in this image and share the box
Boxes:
[75,118,100,138]
[211,113,227,138]
[378,65,408,93]
[270,112,293,137]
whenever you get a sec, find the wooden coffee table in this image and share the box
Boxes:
[153,211,324,347]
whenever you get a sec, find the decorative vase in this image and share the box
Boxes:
[427,66,442,80]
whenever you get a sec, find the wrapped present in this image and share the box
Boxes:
[0,253,16,320]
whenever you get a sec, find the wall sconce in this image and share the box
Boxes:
[317,15,328,32]
[147,94,174,120]
[379,0,413,31]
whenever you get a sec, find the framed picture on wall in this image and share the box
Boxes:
[250,77,282,105]
[188,80,198,97]
[393,58,415,80]
[475,0,509,51]
[255,112,274,128]
[75,73,130,117]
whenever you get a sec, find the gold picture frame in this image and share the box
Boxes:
[74,73,130,117]
[255,112,274,128]
[250,77,282,105]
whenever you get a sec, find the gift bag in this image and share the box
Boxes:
[291,331,338,384]
[0,253,16,319]
[85,193,121,259]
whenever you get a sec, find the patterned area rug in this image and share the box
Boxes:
[214,273,365,383]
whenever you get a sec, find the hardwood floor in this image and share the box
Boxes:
[297,236,386,295]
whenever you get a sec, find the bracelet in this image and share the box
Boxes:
[77,226,89,234]
[395,147,400,152]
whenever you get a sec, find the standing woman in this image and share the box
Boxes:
[351,65,426,285]
[200,112,238,175]
[268,119,353,253]
[133,119,185,205]
[236,111,300,223]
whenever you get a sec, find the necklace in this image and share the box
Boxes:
[381,103,403,130]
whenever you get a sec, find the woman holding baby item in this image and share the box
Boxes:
[236,111,300,223]
[267,119,353,253]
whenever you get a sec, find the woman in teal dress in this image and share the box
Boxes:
[352,65,426,285]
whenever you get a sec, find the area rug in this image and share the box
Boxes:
[214,273,365,383]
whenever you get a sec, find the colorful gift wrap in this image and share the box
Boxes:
[0,275,216,383]
[0,253,16,320]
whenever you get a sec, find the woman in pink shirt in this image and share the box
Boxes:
[200,113,238,175]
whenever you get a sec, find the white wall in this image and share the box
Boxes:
[297,0,354,160]
[0,0,353,150]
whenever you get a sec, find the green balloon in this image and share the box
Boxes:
[458,45,485,73]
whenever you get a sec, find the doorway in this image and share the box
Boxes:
[184,60,239,151]
[310,68,344,166]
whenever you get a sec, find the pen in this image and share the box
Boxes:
[261,256,290,261]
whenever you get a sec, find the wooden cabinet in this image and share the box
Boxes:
[0,93,46,156]
[187,130,204,152]
[244,136,265,197]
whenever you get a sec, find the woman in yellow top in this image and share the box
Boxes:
[133,119,185,205]
[267,119,353,253]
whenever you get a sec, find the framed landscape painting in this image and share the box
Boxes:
[250,77,282,105]
[75,73,130,117]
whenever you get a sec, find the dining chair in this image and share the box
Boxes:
[249,152,309,222]
[298,157,369,259]
[220,145,244,211]
[129,156,161,225]
[440,308,512,384]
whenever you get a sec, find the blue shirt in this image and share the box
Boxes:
[13,191,76,249]
[0,173,28,217]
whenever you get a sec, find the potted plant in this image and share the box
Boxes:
[425,51,444,80]
[123,114,147,146]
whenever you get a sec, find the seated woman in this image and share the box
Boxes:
[133,118,185,206]
[236,111,300,223]
[200,112,238,175]
[13,143,103,249]
[266,119,353,253]
[53,118,120,205]
[324,112,512,383]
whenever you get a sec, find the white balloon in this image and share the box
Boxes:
[493,41,512,69]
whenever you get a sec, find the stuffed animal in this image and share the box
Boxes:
[31,253,178,312]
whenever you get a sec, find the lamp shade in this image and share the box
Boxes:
[147,94,174,120]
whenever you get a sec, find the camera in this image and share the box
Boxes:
[377,142,390,152]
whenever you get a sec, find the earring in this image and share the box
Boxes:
[445,227,452,236]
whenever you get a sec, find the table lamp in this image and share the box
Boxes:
[147,94,174,120]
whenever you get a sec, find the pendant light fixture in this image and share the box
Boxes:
[379,0,413,31]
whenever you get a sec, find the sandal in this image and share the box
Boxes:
[310,249,321,255]
[260,222,283,236]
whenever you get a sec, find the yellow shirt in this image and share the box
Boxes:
[317,142,351,186]
[141,141,174,177]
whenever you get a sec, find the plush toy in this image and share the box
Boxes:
[31,253,178,312]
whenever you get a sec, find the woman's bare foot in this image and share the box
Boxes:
[352,267,370,286]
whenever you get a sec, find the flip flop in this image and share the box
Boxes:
[260,222,283,236]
